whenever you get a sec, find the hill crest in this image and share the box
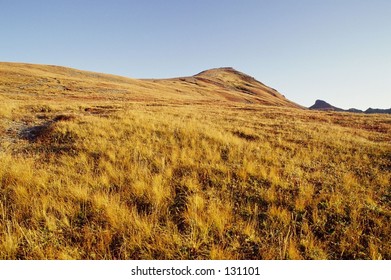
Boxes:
[0,62,302,109]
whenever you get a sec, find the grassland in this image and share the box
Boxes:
[0,63,390,259]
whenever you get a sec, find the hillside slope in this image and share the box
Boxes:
[0,62,390,260]
[0,62,302,108]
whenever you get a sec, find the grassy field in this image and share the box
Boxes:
[0,63,390,259]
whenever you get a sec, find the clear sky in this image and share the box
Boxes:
[1,0,390,110]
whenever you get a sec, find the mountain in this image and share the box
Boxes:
[309,99,391,114]
[0,62,302,109]
[193,67,295,106]
[365,108,391,114]
[309,100,344,111]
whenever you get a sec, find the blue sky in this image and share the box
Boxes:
[1,0,390,109]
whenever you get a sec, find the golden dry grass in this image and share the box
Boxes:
[0,63,390,259]
[0,62,302,108]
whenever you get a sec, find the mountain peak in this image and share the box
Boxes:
[313,99,332,107]
[309,100,343,111]
[196,67,238,75]
[195,67,256,83]
[190,67,303,108]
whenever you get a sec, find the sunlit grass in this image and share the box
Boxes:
[0,100,389,260]
[0,63,390,259]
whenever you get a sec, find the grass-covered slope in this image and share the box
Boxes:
[0,63,390,259]
[0,62,302,108]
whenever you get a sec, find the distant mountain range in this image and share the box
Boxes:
[309,100,391,114]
